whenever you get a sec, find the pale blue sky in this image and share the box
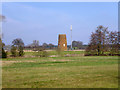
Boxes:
[2,2,118,45]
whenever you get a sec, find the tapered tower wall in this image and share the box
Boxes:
[58,34,67,51]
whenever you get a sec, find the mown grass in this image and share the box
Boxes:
[24,50,85,56]
[2,55,118,88]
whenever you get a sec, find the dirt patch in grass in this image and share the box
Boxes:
[50,59,74,62]
[1,59,74,66]
[1,60,35,66]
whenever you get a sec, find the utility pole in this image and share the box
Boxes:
[70,25,72,50]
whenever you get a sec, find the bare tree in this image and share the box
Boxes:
[0,14,6,22]
[109,31,119,55]
[0,15,7,58]
[85,25,109,56]
[32,40,39,48]
[12,38,24,47]
[42,43,48,49]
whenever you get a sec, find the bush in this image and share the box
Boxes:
[34,50,48,57]
[2,48,7,58]
[11,45,24,57]
[56,48,64,57]
[18,46,24,56]
[11,46,18,57]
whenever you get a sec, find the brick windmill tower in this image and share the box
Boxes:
[58,34,67,51]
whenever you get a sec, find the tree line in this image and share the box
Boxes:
[1,25,119,58]
[1,14,119,58]
[7,39,57,57]
[25,40,55,50]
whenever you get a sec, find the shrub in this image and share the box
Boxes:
[11,46,18,57]
[2,48,7,58]
[11,38,24,57]
[34,50,48,57]
[18,46,24,56]
[56,48,64,57]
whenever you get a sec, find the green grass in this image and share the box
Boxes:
[2,55,118,88]
[24,50,85,56]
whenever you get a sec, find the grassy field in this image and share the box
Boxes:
[2,51,118,88]
[24,50,85,56]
